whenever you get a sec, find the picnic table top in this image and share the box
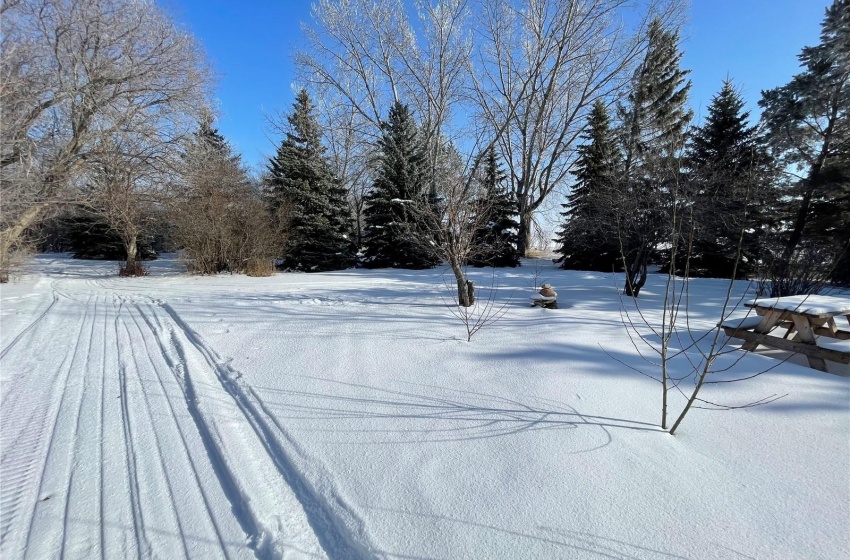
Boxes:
[745,295,850,317]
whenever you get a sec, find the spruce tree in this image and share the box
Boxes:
[66,214,156,261]
[684,80,775,278]
[266,89,355,272]
[615,19,692,296]
[468,147,520,268]
[362,102,438,269]
[554,101,621,271]
[195,115,231,158]
[759,0,849,287]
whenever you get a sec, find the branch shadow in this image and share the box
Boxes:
[249,377,663,450]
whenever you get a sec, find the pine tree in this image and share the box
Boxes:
[615,19,692,296]
[468,147,520,268]
[266,89,355,272]
[684,80,775,278]
[759,0,849,287]
[362,101,438,269]
[554,101,621,271]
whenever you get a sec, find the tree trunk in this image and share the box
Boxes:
[624,247,648,297]
[457,279,475,307]
[449,259,474,307]
[124,234,138,268]
[778,123,832,273]
[0,204,47,282]
[517,210,533,257]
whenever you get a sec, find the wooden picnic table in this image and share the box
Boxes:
[721,295,850,372]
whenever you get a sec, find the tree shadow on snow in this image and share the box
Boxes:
[249,377,663,451]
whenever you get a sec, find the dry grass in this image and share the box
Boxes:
[525,249,556,259]
[245,258,275,277]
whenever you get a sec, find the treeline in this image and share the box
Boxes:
[2,0,846,299]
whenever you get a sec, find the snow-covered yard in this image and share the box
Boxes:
[1,255,847,559]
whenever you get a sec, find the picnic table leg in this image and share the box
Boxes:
[742,310,782,351]
[820,317,838,337]
[791,315,827,371]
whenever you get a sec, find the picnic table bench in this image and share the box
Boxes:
[720,295,850,372]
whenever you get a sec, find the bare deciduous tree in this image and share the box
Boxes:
[611,154,786,434]
[0,0,210,280]
[422,145,488,306]
[299,0,476,209]
[475,0,679,255]
[441,268,511,341]
[299,0,681,260]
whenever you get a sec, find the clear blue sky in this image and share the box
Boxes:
[159,0,829,171]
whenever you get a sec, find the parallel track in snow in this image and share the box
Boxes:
[157,301,374,560]
[1,278,376,559]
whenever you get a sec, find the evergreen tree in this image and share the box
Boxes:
[362,102,438,269]
[468,147,520,268]
[266,89,355,272]
[759,0,849,286]
[615,18,692,296]
[684,80,776,278]
[196,114,231,158]
[66,214,156,261]
[554,101,621,271]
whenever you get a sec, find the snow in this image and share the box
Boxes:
[1,255,848,559]
[816,337,850,352]
[720,315,763,329]
[747,295,850,316]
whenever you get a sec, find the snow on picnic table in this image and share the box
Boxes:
[1,255,848,559]
[746,294,850,316]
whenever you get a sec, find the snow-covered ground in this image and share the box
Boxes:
[1,255,848,560]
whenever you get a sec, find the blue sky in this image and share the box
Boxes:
[160,0,829,171]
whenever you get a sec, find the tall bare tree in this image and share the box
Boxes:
[475,0,679,255]
[299,0,475,199]
[0,0,210,279]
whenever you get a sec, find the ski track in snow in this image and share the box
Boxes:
[0,278,375,559]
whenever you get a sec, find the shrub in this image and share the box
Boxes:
[118,262,149,277]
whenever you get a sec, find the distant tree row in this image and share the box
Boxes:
[2,0,845,298]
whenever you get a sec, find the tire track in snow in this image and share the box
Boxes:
[98,293,109,560]
[0,286,58,363]
[158,302,376,560]
[122,298,238,559]
[136,299,327,559]
[116,297,153,560]
[116,299,192,559]
[58,293,102,559]
[19,293,98,558]
[0,294,93,556]
[131,301,244,559]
